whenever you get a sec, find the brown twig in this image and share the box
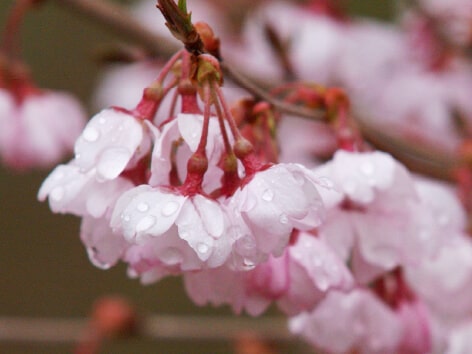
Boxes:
[0,315,292,343]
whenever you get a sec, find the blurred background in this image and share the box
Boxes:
[0,1,393,353]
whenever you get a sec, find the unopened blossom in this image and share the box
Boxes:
[314,150,449,282]
[289,289,403,354]
[0,89,86,169]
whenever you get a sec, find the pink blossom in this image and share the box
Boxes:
[230,163,325,260]
[81,215,128,270]
[0,90,86,169]
[74,108,151,181]
[315,151,449,281]
[184,255,288,316]
[445,321,472,354]
[277,232,354,315]
[405,235,472,321]
[111,185,233,268]
[289,289,403,354]
[38,162,133,218]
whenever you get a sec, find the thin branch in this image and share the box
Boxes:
[53,0,178,57]
[50,0,461,181]
[0,315,292,343]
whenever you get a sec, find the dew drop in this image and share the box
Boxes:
[293,173,305,186]
[98,117,107,124]
[52,171,64,180]
[279,214,288,224]
[82,126,100,142]
[316,275,329,291]
[360,161,374,176]
[162,201,180,216]
[86,247,111,270]
[343,179,357,195]
[160,247,183,265]
[242,258,256,270]
[51,187,65,201]
[136,215,156,233]
[262,188,274,202]
[137,202,149,212]
[121,213,131,222]
[197,243,210,254]
[318,177,334,189]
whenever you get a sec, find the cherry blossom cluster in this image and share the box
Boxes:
[21,0,472,353]
[0,0,86,170]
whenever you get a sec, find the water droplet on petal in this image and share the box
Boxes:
[360,161,374,176]
[343,180,357,195]
[242,258,256,270]
[51,187,65,201]
[87,247,111,270]
[121,213,131,222]
[137,202,149,212]
[99,117,106,124]
[318,177,334,189]
[160,247,183,265]
[97,147,131,180]
[162,201,180,216]
[316,275,329,291]
[262,188,274,202]
[197,243,210,254]
[279,214,288,224]
[82,126,100,142]
[136,215,156,233]
[53,171,64,180]
[293,173,305,186]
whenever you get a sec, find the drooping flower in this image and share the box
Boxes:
[314,150,453,282]
[0,89,86,169]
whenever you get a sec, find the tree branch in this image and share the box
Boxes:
[0,315,292,343]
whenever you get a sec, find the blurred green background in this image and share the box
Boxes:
[0,1,393,353]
